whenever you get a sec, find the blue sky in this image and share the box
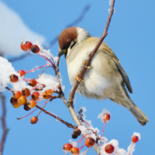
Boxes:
[1,0,154,155]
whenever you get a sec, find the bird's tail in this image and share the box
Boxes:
[113,96,148,125]
[128,99,148,125]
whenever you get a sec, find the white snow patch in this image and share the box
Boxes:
[0,1,46,56]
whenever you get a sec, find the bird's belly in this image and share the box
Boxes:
[67,60,112,99]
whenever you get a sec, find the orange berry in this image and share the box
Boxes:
[30,116,38,124]
[20,41,32,51]
[31,91,40,100]
[22,88,31,97]
[28,100,37,108]
[42,89,54,99]
[85,137,95,147]
[17,96,27,105]
[71,147,80,154]
[10,74,19,82]
[102,113,110,122]
[18,70,26,76]
[28,79,37,87]
[13,91,22,99]
[63,143,73,151]
[10,96,23,108]
[104,144,114,154]
[31,44,40,53]
[132,135,139,143]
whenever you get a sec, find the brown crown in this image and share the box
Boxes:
[58,27,77,50]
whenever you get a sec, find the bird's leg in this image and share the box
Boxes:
[75,75,83,82]
[83,60,92,70]
[67,98,74,108]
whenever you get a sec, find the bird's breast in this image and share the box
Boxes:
[66,41,112,99]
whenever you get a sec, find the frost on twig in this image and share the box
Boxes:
[63,108,141,155]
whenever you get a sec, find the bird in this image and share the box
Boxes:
[58,27,148,125]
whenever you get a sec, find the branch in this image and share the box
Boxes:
[50,4,91,47]
[8,53,30,62]
[68,0,115,106]
[36,105,76,129]
[0,93,9,155]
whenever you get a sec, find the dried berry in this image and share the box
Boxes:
[24,103,31,111]
[31,44,40,53]
[72,128,81,139]
[10,74,19,82]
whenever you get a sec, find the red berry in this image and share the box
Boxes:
[103,113,110,122]
[28,100,37,108]
[132,135,139,143]
[31,44,40,53]
[18,70,26,76]
[31,91,40,100]
[104,144,115,154]
[63,143,73,151]
[71,147,80,154]
[22,88,31,97]
[20,41,32,51]
[28,79,38,87]
[10,74,19,82]
[30,116,38,124]
[13,91,22,99]
[85,137,95,147]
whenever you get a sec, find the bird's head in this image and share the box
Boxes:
[58,27,90,57]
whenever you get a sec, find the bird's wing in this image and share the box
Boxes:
[101,42,133,93]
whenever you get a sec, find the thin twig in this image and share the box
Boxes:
[68,0,115,106]
[36,105,76,129]
[0,93,9,155]
[50,4,91,47]
[8,53,30,62]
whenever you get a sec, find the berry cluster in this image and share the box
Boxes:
[7,41,59,124]
[63,109,140,155]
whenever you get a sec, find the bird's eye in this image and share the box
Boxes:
[70,41,77,49]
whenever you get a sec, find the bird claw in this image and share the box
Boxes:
[84,65,92,69]
[75,75,83,82]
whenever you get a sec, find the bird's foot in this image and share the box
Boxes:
[75,75,83,82]
[84,65,92,70]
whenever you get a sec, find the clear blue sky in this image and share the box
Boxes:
[1,0,154,154]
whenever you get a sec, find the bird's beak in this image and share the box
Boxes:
[58,49,67,57]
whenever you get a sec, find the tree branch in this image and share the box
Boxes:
[36,105,76,129]
[68,0,115,106]
[50,4,91,47]
[0,93,9,155]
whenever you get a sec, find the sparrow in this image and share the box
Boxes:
[58,27,148,125]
